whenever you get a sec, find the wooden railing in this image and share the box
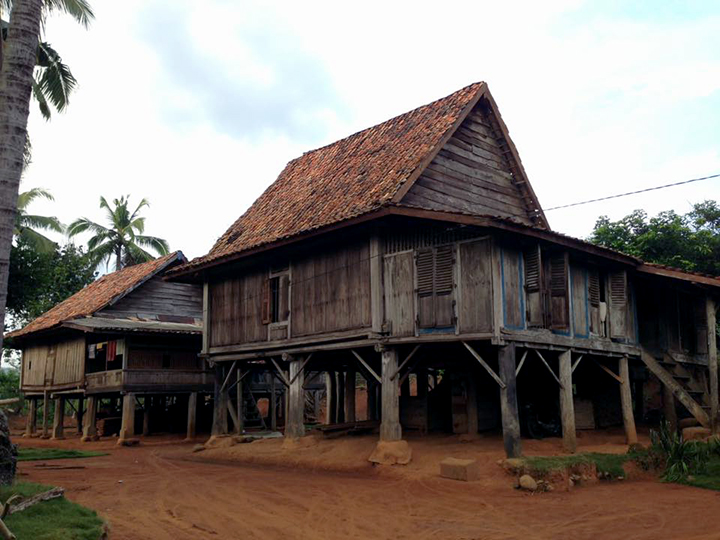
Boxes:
[85,369,212,391]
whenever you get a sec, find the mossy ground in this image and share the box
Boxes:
[17,448,107,462]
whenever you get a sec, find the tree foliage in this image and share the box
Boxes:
[6,237,96,328]
[589,200,720,276]
[14,187,63,252]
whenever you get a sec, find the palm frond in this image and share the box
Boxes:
[16,227,58,253]
[36,41,76,113]
[86,240,116,272]
[130,197,150,221]
[32,77,52,120]
[67,217,110,238]
[130,217,145,234]
[20,213,64,233]
[125,243,154,266]
[42,0,94,28]
[16,187,55,211]
[134,234,169,256]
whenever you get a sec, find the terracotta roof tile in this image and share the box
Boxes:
[175,82,486,274]
[6,252,183,340]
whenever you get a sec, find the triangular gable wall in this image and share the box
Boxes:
[400,92,547,228]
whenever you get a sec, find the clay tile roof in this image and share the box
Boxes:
[173,82,487,275]
[6,252,184,341]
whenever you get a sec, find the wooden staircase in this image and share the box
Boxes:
[640,349,711,427]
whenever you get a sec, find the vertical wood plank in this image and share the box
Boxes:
[286,359,305,438]
[380,349,401,441]
[119,393,136,442]
[24,398,36,438]
[558,350,576,453]
[498,344,521,458]
[236,370,244,434]
[82,396,97,442]
[186,392,197,440]
[325,371,335,424]
[619,356,638,444]
[202,282,210,353]
[370,236,383,333]
[41,391,49,439]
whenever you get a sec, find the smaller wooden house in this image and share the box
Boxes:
[5,251,212,443]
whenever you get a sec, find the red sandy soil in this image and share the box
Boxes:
[13,425,720,540]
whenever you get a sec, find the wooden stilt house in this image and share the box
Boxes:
[167,82,720,457]
[5,252,212,443]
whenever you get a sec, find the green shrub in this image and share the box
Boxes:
[650,421,712,482]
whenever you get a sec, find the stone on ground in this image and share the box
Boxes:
[192,444,205,453]
[682,426,711,441]
[117,438,140,447]
[440,457,479,482]
[368,440,412,465]
[204,435,236,449]
[519,474,538,491]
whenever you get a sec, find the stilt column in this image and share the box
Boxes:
[41,391,49,439]
[119,393,136,442]
[76,397,84,434]
[211,364,228,437]
[24,398,36,438]
[558,350,576,453]
[82,396,98,441]
[345,369,356,423]
[619,356,638,444]
[186,392,197,440]
[51,397,64,440]
[380,348,401,441]
[286,358,305,438]
[498,344,521,458]
[325,372,336,424]
[142,397,151,436]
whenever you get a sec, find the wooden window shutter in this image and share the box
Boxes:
[608,270,628,338]
[434,246,454,327]
[588,271,600,307]
[261,278,271,324]
[549,253,569,331]
[524,246,541,293]
[416,249,435,327]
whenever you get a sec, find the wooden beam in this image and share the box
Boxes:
[558,350,576,453]
[351,350,381,384]
[592,358,623,384]
[397,350,424,387]
[619,356,638,444]
[571,354,584,373]
[220,360,238,393]
[462,341,506,389]
[640,349,710,427]
[534,350,563,388]
[391,345,422,381]
[269,358,290,387]
[515,350,528,376]
[289,353,313,386]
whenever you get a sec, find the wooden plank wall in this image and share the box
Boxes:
[21,344,49,387]
[21,337,85,389]
[383,251,415,336]
[52,337,85,385]
[570,265,590,338]
[209,270,266,347]
[291,241,371,337]
[128,348,201,370]
[457,238,493,333]
[500,247,524,330]
[98,276,202,320]
[401,104,533,224]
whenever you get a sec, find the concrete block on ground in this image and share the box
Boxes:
[440,457,479,482]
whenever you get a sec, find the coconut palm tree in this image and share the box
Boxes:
[0,0,93,352]
[14,186,63,251]
[68,196,170,271]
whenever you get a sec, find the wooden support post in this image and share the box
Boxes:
[325,372,336,424]
[269,371,277,431]
[82,396,97,441]
[707,298,718,434]
[120,393,136,441]
[619,356,638,444]
[336,371,345,423]
[380,348,401,441]
[466,373,478,438]
[76,397,84,434]
[286,358,305,438]
[345,369,356,423]
[212,365,228,436]
[142,398,151,436]
[498,344,521,458]
[51,397,64,440]
[236,370,244,435]
[663,383,677,432]
[24,398,36,438]
[41,391,49,439]
[186,392,197,440]
[558,350,576,453]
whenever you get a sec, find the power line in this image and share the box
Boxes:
[544,173,720,212]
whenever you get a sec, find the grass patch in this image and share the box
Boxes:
[679,455,720,491]
[17,448,107,462]
[522,452,630,477]
[0,482,104,540]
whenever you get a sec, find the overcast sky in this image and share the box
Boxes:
[21,0,720,261]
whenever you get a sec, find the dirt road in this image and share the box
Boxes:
[17,436,720,540]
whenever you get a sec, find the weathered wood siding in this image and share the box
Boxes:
[127,348,202,370]
[383,251,415,336]
[401,104,533,224]
[570,265,589,338]
[98,276,202,320]
[291,241,371,337]
[500,247,524,330]
[21,337,85,390]
[457,238,493,333]
[209,270,266,347]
